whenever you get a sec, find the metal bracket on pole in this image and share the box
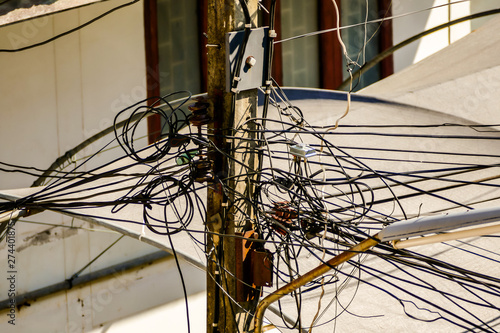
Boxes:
[225,27,269,92]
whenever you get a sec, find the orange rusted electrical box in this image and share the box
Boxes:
[251,249,273,287]
[235,230,273,302]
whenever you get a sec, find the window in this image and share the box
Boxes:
[144,0,393,141]
[281,0,320,87]
[144,0,207,143]
[156,0,202,96]
[261,0,393,91]
[341,0,381,90]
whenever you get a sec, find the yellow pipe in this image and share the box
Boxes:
[254,234,380,333]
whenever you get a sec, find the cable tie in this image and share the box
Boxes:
[139,222,146,241]
[233,76,241,82]
[265,89,271,94]
[245,23,252,28]
[231,88,240,94]
[269,30,277,38]
[265,80,272,85]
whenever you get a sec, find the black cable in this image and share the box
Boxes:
[3,72,500,333]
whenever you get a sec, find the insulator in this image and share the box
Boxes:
[168,134,190,147]
[270,201,299,235]
[289,143,316,158]
[272,201,298,221]
[191,157,214,183]
[188,99,211,126]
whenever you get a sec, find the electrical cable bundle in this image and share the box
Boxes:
[1,84,500,332]
[1,1,500,332]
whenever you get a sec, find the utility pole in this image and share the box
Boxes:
[206,1,260,332]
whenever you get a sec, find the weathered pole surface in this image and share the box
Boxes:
[206,1,259,332]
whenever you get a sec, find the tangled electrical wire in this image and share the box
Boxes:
[1,83,500,332]
[1,1,500,332]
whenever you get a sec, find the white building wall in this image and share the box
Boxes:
[0,254,206,332]
[0,2,198,332]
[0,0,148,190]
[471,0,500,30]
[391,0,499,73]
[2,1,498,331]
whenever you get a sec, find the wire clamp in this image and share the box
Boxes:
[290,143,316,159]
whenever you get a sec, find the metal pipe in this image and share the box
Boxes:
[392,223,500,249]
[254,234,380,333]
[378,206,500,242]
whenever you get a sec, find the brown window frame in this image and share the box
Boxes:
[143,0,208,144]
[262,0,393,90]
[144,0,393,142]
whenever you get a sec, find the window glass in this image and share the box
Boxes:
[341,0,380,90]
[281,0,320,87]
[157,0,201,96]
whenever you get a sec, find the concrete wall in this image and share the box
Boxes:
[1,1,498,331]
[0,2,201,332]
[392,0,499,73]
[0,0,148,190]
[0,253,206,332]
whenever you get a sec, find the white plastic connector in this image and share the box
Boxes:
[289,143,316,158]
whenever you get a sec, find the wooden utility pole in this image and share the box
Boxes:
[206,1,259,332]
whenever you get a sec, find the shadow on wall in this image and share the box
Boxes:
[0,0,57,16]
